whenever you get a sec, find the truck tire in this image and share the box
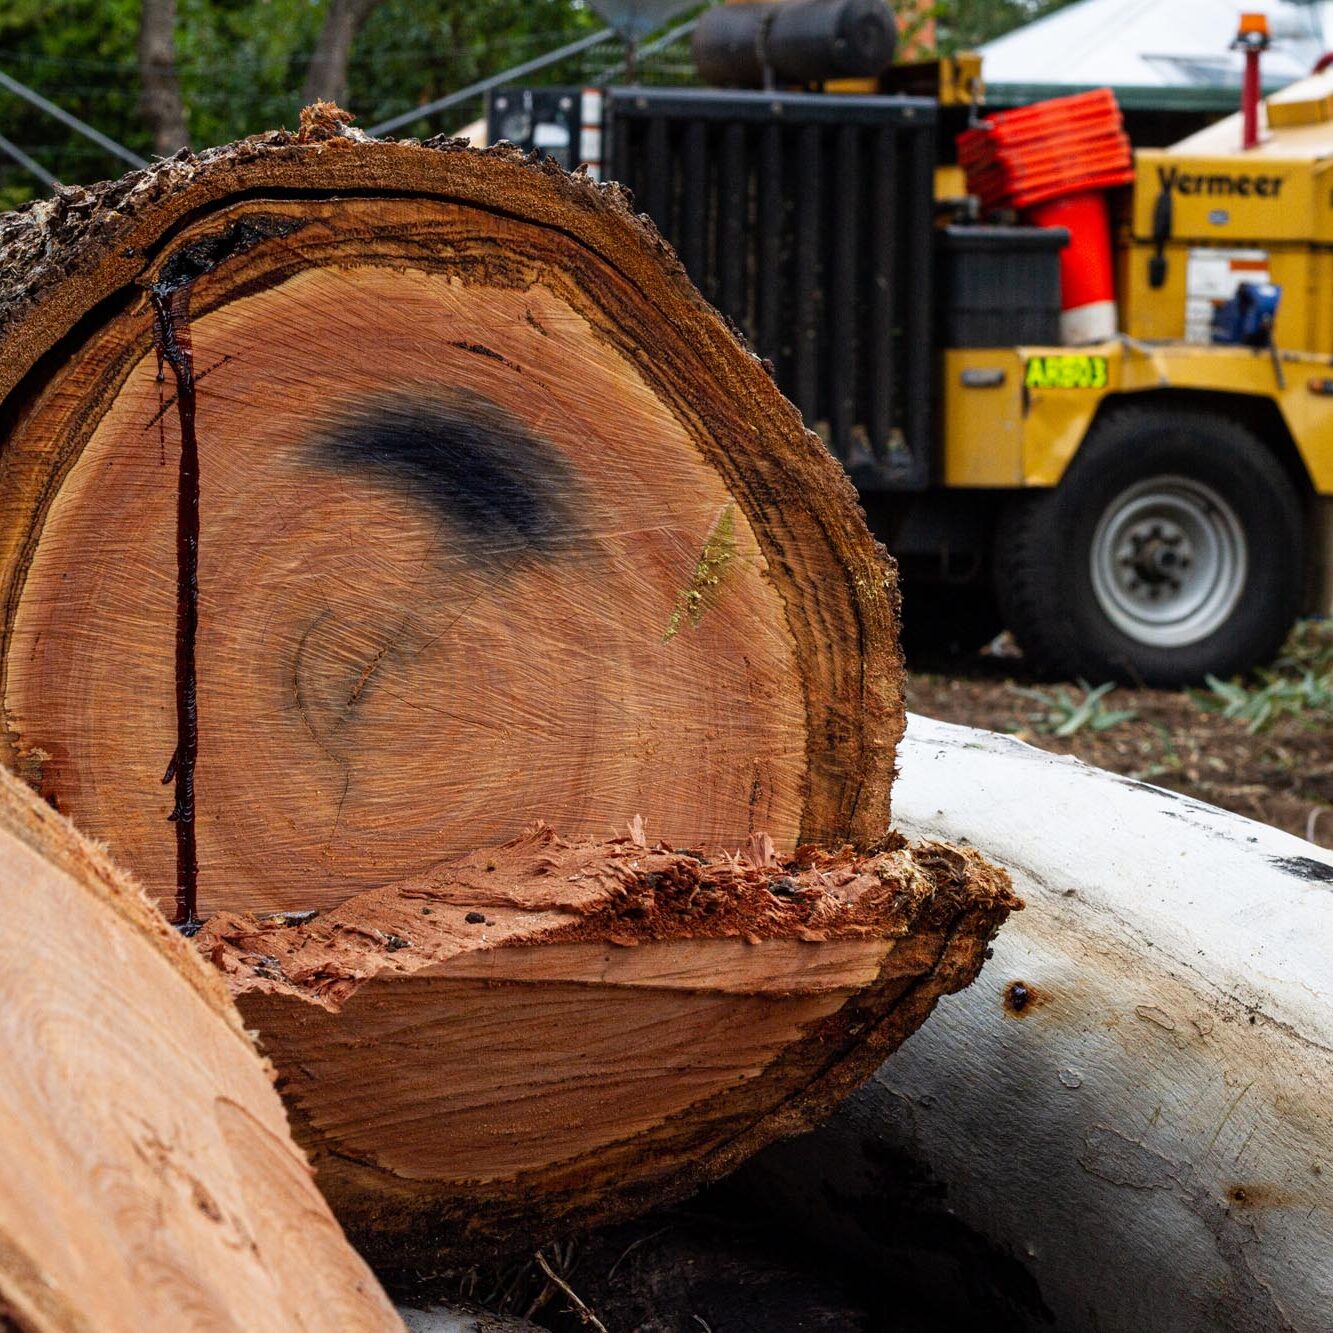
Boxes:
[994,405,1303,685]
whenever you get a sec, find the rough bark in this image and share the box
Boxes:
[0,761,400,1332]
[137,0,189,155]
[302,0,385,106]
[747,714,1333,1332]
[0,106,903,923]
[196,819,1018,1269]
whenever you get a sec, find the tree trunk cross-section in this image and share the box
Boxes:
[196,819,1020,1270]
[0,762,401,1332]
[0,109,902,923]
[0,113,1021,1281]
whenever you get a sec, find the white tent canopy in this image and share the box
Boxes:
[981,0,1333,91]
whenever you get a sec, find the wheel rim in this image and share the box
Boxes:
[1089,475,1248,648]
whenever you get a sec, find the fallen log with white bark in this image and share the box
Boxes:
[748,714,1333,1332]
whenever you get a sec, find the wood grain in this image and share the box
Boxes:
[0,120,902,922]
[197,822,1020,1270]
[0,761,400,1332]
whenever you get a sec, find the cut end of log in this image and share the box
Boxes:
[196,822,1019,1271]
[0,119,903,919]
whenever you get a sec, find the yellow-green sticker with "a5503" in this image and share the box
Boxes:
[1024,354,1109,390]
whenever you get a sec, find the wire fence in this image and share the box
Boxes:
[0,13,703,208]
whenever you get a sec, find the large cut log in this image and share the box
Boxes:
[0,763,400,1332]
[0,105,899,927]
[746,715,1333,1332]
[197,819,1019,1270]
[0,110,1017,1266]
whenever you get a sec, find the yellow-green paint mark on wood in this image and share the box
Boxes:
[663,503,736,642]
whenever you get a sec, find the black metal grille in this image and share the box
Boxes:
[605,87,937,491]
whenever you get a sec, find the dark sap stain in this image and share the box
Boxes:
[449,340,520,371]
[1270,855,1333,886]
[147,212,302,932]
[310,390,584,563]
[1003,980,1045,1016]
[155,215,304,294]
[151,282,202,933]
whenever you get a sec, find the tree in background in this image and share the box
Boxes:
[303,0,385,105]
[137,0,188,153]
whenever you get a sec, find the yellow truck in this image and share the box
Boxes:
[942,67,1333,684]
[508,26,1333,683]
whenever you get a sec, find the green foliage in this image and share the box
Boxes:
[1196,671,1333,735]
[1011,679,1138,737]
[0,0,601,206]
[1194,621,1333,734]
[932,0,1081,55]
[347,0,601,139]
[0,0,145,191]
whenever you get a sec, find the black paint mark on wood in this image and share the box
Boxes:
[310,390,585,562]
[1270,855,1333,886]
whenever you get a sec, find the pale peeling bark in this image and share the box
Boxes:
[750,714,1333,1332]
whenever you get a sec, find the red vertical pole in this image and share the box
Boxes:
[1242,45,1262,150]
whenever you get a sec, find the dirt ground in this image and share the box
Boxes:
[906,628,1333,851]
[421,1190,912,1333]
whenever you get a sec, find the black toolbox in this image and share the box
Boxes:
[936,225,1068,348]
